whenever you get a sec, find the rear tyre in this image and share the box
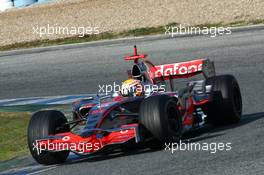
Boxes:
[205,74,242,125]
[139,95,182,147]
[27,110,70,165]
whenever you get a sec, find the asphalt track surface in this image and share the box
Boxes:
[0,28,264,175]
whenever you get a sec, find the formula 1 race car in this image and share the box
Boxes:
[27,46,242,165]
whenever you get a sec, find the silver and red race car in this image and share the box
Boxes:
[27,46,242,165]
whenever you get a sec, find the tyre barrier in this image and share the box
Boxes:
[0,0,51,11]
[13,0,37,7]
[37,0,50,3]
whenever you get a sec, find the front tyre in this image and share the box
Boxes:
[205,74,242,125]
[139,95,182,144]
[27,110,70,165]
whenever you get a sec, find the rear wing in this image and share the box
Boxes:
[148,59,215,81]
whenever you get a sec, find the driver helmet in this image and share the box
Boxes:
[131,61,153,84]
[121,79,144,97]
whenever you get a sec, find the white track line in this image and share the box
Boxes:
[0,94,95,106]
[27,166,57,175]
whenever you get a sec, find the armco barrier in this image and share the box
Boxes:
[13,0,37,7]
[0,0,13,11]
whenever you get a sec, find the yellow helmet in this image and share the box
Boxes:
[121,79,144,97]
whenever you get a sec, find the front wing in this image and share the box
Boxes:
[33,124,140,155]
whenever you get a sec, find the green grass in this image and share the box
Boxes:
[0,112,31,161]
[0,19,264,51]
[0,105,71,162]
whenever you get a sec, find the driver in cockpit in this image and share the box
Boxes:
[120,59,156,97]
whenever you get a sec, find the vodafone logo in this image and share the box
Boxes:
[150,59,204,78]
